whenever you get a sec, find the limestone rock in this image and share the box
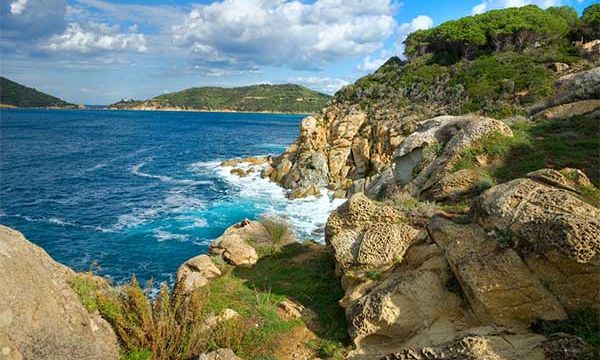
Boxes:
[209,219,294,266]
[346,241,469,358]
[428,217,567,328]
[326,193,418,270]
[380,331,597,360]
[209,221,261,266]
[198,348,242,360]
[473,171,600,310]
[392,115,512,199]
[473,174,600,265]
[422,169,488,203]
[540,67,600,110]
[177,254,221,292]
[0,225,119,360]
[532,99,600,121]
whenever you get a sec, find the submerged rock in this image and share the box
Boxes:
[0,225,119,360]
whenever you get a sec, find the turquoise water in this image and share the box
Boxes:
[0,109,343,285]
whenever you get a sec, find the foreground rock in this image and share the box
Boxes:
[198,348,242,360]
[323,167,599,359]
[391,115,512,200]
[474,169,600,310]
[381,331,598,360]
[0,225,119,360]
[209,218,294,266]
[177,254,222,293]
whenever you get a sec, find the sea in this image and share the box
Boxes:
[0,109,344,285]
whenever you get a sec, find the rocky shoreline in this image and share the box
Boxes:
[2,5,600,358]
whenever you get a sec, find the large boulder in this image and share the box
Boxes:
[326,193,419,271]
[197,348,242,360]
[473,170,600,310]
[428,217,566,328]
[209,219,294,266]
[346,242,469,358]
[380,330,598,360]
[392,115,512,199]
[0,225,119,360]
[177,254,221,293]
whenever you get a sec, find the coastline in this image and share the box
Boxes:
[1,105,311,115]
[106,107,313,115]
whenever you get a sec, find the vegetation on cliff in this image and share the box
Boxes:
[109,84,331,113]
[337,5,597,120]
[71,220,347,360]
[0,76,75,108]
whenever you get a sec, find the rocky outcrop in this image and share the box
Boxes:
[208,218,294,266]
[532,99,600,121]
[381,331,598,360]
[531,66,600,115]
[326,193,419,271]
[322,165,599,359]
[198,348,242,360]
[392,115,512,200]
[473,169,600,310]
[0,225,119,360]
[428,218,567,327]
[177,254,222,293]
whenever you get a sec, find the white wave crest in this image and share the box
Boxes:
[131,161,212,186]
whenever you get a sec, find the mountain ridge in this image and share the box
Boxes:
[109,83,331,114]
[0,76,76,108]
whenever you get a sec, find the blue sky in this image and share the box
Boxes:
[0,0,595,104]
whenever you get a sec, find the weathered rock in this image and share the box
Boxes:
[197,348,242,360]
[209,219,294,266]
[209,221,260,266]
[177,254,221,292]
[474,173,600,265]
[532,99,600,121]
[0,225,119,360]
[578,39,600,59]
[201,309,240,331]
[422,169,488,203]
[392,115,512,199]
[221,156,269,167]
[473,171,600,310]
[538,66,600,111]
[326,193,418,271]
[346,241,470,358]
[428,217,567,328]
[380,330,597,360]
[526,168,592,193]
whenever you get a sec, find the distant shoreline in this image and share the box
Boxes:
[1,105,311,115]
[106,107,312,115]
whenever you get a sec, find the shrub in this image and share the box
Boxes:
[260,217,291,245]
[532,308,600,350]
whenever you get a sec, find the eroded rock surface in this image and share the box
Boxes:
[0,225,119,360]
[177,254,222,292]
[392,115,512,200]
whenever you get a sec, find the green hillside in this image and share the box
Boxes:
[0,77,74,108]
[110,84,331,113]
[337,4,600,119]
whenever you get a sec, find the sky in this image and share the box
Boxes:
[0,0,595,104]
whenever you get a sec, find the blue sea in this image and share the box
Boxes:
[0,109,343,285]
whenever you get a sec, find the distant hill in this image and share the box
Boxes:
[0,77,75,108]
[109,84,331,113]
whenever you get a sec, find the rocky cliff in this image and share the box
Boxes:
[0,226,119,359]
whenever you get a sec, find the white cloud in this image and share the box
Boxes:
[288,76,350,94]
[357,14,433,72]
[471,0,562,15]
[10,0,28,15]
[173,0,397,70]
[45,22,147,54]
